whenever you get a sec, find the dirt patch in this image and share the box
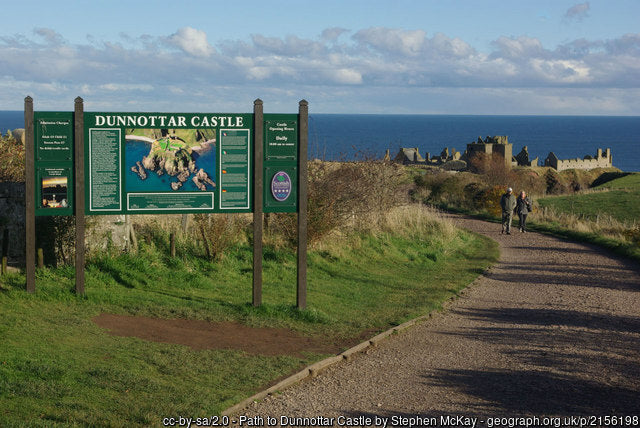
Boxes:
[93,313,340,356]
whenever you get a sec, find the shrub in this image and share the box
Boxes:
[0,132,25,182]
[192,213,248,260]
[302,160,406,243]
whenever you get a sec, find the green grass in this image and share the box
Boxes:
[0,228,497,426]
[593,172,640,189]
[538,173,640,224]
[537,189,640,224]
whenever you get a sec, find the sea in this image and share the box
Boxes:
[3,111,639,172]
[124,140,216,193]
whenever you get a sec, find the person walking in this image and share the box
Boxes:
[516,190,532,232]
[500,187,517,234]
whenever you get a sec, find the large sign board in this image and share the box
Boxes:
[33,110,301,216]
[84,112,252,214]
[27,98,308,306]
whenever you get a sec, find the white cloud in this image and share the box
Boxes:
[329,68,362,85]
[564,2,590,22]
[353,27,426,56]
[34,28,64,45]
[168,27,214,57]
[0,26,638,114]
[321,27,349,42]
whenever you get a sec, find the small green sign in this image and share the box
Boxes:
[36,114,73,161]
[34,111,74,217]
[263,166,297,212]
[265,119,297,161]
[35,167,73,216]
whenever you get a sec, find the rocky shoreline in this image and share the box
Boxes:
[130,147,215,191]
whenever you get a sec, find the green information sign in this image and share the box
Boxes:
[36,114,73,162]
[220,129,251,209]
[84,112,253,214]
[89,128,122,211]
[34,112,74,216]
[263,114,299,213]
[265,119,297,161]
[32,109,301,216]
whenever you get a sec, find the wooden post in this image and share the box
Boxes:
[253,99,264,307]
[170,233,176,258]
[297,100,308,310]
[181,214,189,233]
[1,228,7,275]
[24,96,35,293]
[37,248,44,268]
[74,97,85,295]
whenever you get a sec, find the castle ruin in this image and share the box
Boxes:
[544,148,612,171]
[464,136,513,170]
[391,136,613,172]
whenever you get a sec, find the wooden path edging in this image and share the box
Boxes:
[222,314,431,416]
[221,266,492,416]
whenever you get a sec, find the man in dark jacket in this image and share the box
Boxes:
[500,187,517,234]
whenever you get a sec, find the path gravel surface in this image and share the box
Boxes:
[235,215,640,424]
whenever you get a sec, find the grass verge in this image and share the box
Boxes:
[435,203,640,263]
[0,206,498,426]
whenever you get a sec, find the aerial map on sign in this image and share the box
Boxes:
[125,128,216,193]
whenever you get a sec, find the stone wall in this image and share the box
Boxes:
[545,148,612,171]
[0,181,129,266]
[0,182,25,263]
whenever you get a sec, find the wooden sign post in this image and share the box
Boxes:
[23,97,308,310]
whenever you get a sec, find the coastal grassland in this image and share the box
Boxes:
[0,205,497,426]
[537,187,640,224]
[532,173,640,259]
[416,168,640,261]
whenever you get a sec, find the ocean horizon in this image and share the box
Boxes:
[2,111,639,172]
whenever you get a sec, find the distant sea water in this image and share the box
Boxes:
[125,140,216,193]
[2,111,639,172]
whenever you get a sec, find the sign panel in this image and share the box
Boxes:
[265,119,297,161]
[34,112,74,216]
[84,112,252,214]
[263,114,299,213]
[219,129,251,210]
[271,171,292,201]
[89,128,121,211]
[264,166,297,212]
[36,115,73,162]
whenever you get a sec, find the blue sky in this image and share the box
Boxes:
[1,0,639,114]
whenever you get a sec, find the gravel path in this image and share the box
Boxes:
[236,215,640,424]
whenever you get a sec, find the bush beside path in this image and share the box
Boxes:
[236,214,640,419]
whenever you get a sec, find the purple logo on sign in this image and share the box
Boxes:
[271,171,292,202]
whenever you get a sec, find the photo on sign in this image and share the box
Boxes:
[41,176,68,208]
[125,128,216,193]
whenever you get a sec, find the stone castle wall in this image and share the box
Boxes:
[545,148,612,171]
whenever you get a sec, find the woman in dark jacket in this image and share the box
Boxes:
[516,190,532,232]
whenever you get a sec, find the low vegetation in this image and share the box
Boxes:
[413,160,640,261]
[0,131,24,181]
